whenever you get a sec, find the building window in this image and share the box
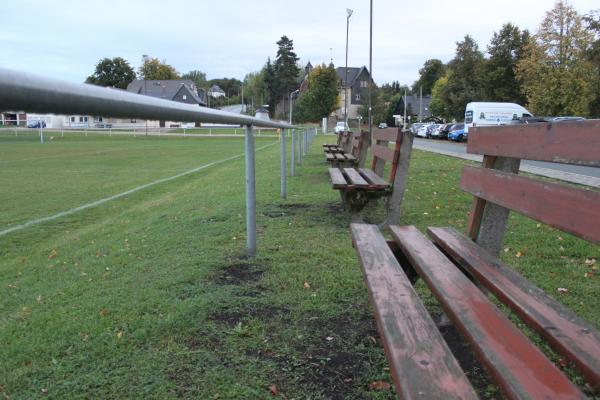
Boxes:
[130,119,137,123]
[355,94,361,101]
[94,116,103,122]
[182,95,187,100]
[361,80,368,88]
[70,116,76,122]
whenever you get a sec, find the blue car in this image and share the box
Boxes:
[27,121,46,128]
[448,123,466,142]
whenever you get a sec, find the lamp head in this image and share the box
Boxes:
[346,8,353,18]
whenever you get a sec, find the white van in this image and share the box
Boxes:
[464,102,532,133]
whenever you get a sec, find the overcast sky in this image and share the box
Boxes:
[1,0,597,86]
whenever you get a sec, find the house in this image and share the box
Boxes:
[208,85,226,99]
[392,94,432,126]
[126,79,206,106]
[334,66,374,120]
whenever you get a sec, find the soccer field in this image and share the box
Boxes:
[0,134,263,229]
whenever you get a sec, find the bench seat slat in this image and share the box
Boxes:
[359,168,389,189]
[428,226,600,388]
[461,165,600,244]
[328,168,348,188]
[350,224,478,399]
[389,225,583,399]
[325,153,335,161]
[343,168,369,187]
[334,153,346,160]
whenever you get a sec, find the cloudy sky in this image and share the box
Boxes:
[1,0,597,86]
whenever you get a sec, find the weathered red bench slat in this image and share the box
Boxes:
[329,168,347,188]
[343,168,369,187]
[359,168,389,189]
[461,165,600,244]
[467,120,600,167]
[371,144,396,162]
[428,226,600,387]
[351,224,478,399]
[389,225,584,399]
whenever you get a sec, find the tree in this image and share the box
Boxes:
[412,59,445,95]
[85,57,136,89]
[181,70,207,89]
[139,55,179,80]
[484,23,530,104]
[440,35,486,120]
[274,36,301,107]
[293,64,338,122]
[516,1,596,115]
[263,57,277,116]
[429,76,450,119]
[243,70,267,114]
[584,10,600,116]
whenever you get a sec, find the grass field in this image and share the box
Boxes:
[0,133,598,399]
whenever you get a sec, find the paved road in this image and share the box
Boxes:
[414,138,600,178]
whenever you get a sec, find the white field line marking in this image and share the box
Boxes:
[0,141,277,237]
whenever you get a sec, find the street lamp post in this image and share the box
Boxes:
[289,89,300,124]
[344,8,353,132]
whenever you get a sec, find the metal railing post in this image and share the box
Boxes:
[245,124,256,256]
[281,128,287,198]
[291,128,296,177]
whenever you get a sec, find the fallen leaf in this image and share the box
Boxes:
[48,249,58,259]
[303,282,310,289]
[326,336,334,341]
[369,380,391,391]
[585,258,596,266]
[269,384,279,396]
[558,358,568,368]
[584,272,594,279]
[503,248,510,253]
[515,251,523,258]
[117,331,123,339]
[557,287,568,294]
[99,308,109,317]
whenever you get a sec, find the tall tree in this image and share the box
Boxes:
[85,57,136,89]
[412,59,445,95]
[274,36,301,106]
[441,35,486,120]
[516,1,596,115]
[584,10,600,116]
[263,57,277,116]
[181,70,207,89]
[429,76,450,120]
[139,55,179,80]
[294,64,339,122]
[485,23,530,104]
[243,70,267,114]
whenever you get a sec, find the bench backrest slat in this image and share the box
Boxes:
[464,122,600,252]
[370,128,403,181]
[461,165,600,244]
[468,121,600,167]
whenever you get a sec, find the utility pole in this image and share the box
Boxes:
[368,0,373,142]
[419,86,423,122]
[344,8,353,131]
[403,88,407,131]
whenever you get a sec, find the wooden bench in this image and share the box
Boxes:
[322,130,351,154]
[328,128,414,223]
[325,131,366,167]
[350,121,600,398]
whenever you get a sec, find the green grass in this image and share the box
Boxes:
[0,134,598,399]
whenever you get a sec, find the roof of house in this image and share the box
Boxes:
[126,80,205,105]
[209,85,225,94]
[400,95,432,117]
[335,66,370,86]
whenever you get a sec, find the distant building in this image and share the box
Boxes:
[334,66,374,120]
[392,95,433,125]
[126,79,206,106]
[208,85,226,99]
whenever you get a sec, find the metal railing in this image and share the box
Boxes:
[0,67,300,256]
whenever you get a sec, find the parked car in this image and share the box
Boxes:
[448,124,466,142]
[334,121,349,134]
[378,122,388,129]
[416,124,431,138]
[27,121,46,128]
[436,123,452,140]
[410,122,428,134]
[427,124,443,139]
